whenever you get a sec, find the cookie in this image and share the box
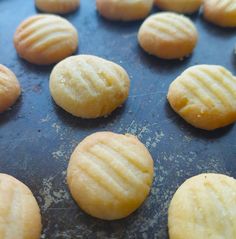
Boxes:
[203,0,236,27]
[154,0,202,13]
[14,14,78,65]
[167,65,236,130]
[96,0,153,21]
[35,0,80,14]
[0,64,21,113]
[67,132,154,220]
[168,173,236,239]
[0,174,42,239]
[138,12,198,59]
[49,55,130,118]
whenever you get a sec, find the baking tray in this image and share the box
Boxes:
[1,0,236,238]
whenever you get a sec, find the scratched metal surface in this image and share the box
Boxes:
[0,0,236,238]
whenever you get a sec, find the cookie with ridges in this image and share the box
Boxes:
[14,14,78,65]
[67,132,154,220]
[138,12,198,59]
[0,174,42,239]
[154,0,202,13]
[203,0,236,27]
[0,64,21,113]
[168,173,236,239]
[167,65,236,130]
[35,0,80,14]
[49,55,130,118]
[96,0,154,21]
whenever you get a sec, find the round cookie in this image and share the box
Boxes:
[154,0,202,14]
[203,0,236,27]
[67,132,154,220]
[0,64,21,113]
[167,65,236,130]
[35,0,80,14]
[168,173,236,239]
[14,14,78,65]
[0,174,42,239]
[49,55,130,118]
[138,12,198,59]
[96,0,154,21]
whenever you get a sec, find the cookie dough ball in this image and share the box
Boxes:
[14,14,78,65]
[167,65,236,130]
[49,55,130,118]
[154,0,202,14]
[203,0,236,27]
[67,132,154,220]
[138,12,198,59]
[0,174,42,239]
[35,0,80,14]
[168,173,236,239]
[0,64,21,113]
[96,0,154,21]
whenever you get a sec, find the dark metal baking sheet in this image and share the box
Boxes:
[1,0,236,238]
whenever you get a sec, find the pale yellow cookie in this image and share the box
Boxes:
[14,14,78,65]
[154,0,202,13]
[35,0,80,14]
[0,174,42,239]
[168,173,236,239]
[167,65,236,130]
[203,0,236,27]
[67,132,154,220]
[96,0,154,21]
[0,64,21,113]
[49,55,130,118]
[138,12,198,59]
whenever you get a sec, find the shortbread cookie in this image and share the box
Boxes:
[0,64,21,113]
[14,14,78,65]
[138,12,198,59]
[49,55,130,118]
[35,0,80,14]
[0,174,42,239]
[154,0,202,13]
[96,0,154,21]
[167,65,236,130]
[203,0,236,27]
[168,173,236,239]
[67,132,154,220]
